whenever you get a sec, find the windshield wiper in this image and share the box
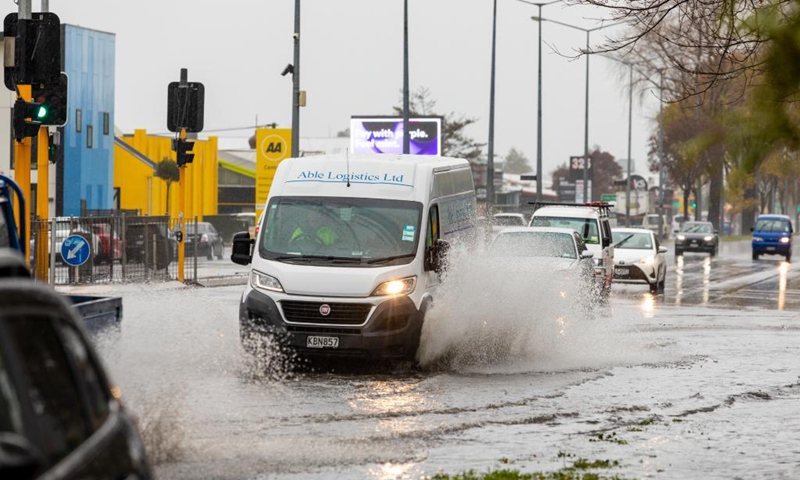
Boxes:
[365,253,416,264]
[614,234,635,248]
[274,254,364,264]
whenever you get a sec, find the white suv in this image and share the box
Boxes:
[529,203,615,296]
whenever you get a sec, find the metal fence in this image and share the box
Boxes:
[30,215,200,285]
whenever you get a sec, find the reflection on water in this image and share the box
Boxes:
[350,380,429,438]
[778,261,789,310]
[370,462,417,480]
[674,255,684,306]
[702,256,711,304]
[640,294,655,318]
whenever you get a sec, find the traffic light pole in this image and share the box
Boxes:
[35,128,49,280]
[14,85,32,265]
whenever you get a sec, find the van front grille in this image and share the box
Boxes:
[281,301,371,325]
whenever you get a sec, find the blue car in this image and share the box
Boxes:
[751,214,794,261]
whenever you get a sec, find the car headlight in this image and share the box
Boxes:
[753,237,763,242]
[640,256,655,265]
[250,270,284,293]
[704,235,714,241]
[372,276,416,296]
[781,237,790,244]
[677,234,686,241]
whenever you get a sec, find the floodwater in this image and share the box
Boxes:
[85,241,800,479]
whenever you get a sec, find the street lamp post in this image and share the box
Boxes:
[531,16,623,203]
[488,0,498,209]
[658,71,666,241]
[626,63,633,226]
[520,0,561,201]
[291,0,301,158]
[403,0,410,155]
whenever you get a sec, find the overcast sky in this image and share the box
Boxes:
[6,0,662,184]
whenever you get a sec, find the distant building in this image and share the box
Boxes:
[58,25,116,216]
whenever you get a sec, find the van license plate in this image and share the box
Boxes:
[767,247,776,251]
[307,336,339,349]
[615,268,629,276]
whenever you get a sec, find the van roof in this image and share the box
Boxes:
[497,226,578,236]
[532,206,604,219]
[270,154,472,202]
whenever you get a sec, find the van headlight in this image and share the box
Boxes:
[704,235,714,242]
[781,237,790,244]
[372,276,416,296]
[250,270,284,293]
[677,234,686,241]
[753,237,763,242]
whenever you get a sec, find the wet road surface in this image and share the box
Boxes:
[86,240,800,479]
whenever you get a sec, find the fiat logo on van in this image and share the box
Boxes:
[319,304,331,316]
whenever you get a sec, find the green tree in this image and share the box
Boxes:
[393,86,485,161]
[503,148,531,174]
[155,158,180,215]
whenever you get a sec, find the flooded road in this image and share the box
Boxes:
[86,241,800,479]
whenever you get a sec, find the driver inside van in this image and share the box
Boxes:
[289,225,339,246]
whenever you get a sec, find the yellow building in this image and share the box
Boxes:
[114,129,218,220]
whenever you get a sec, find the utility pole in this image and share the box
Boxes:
[625,63,633,226]
[582,30,591,203]
[487,0,498,209]
[291,0,301,158]
[403,0,410,155]
[658,71,666,241]
[535,3,543,202]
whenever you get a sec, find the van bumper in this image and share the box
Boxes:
[752,240,791,255]
[240,289,424,360]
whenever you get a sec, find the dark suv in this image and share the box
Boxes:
[0,278,151,480]
[674,221,719,256]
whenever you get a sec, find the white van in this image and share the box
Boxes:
[231,154,477,360]
[529,203,615,295]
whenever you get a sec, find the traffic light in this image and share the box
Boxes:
[32,73,69,126]
[691,202,697,209]
[173,138,195,167]
[13,97,45,141]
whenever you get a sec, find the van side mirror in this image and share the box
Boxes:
[580,250,594,260]
[658,246,668,254]
[0,433,44,480]
[231,231,254,266]
[425,239,450,273]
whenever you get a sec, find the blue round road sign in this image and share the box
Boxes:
[61,234,91,267]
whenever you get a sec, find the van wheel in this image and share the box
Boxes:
[752,252,759,261]
[649,282,658,294]
[658,274,666,293]
[786,253,792,263]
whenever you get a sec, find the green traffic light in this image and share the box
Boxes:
[36,105,48,119]
[691,202,697,208]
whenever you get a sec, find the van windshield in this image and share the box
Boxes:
[754,218,791,233]
[260,197,423,266]
[531,216,600,244]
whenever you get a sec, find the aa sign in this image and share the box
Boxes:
[256,128,292,217]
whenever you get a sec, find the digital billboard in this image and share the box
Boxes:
[350,116,442,156]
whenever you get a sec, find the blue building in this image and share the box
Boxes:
[57,25,116,216]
